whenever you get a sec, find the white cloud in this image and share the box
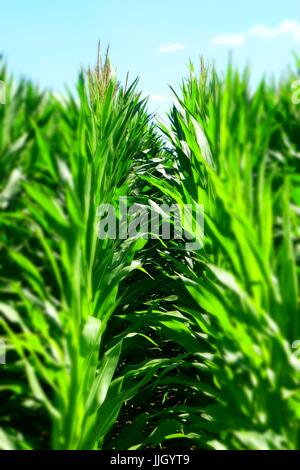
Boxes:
[211,33,245,47]
[158,42,187,54]
[248,24,278,38]
[248,20,300,41]
[149,94,168,103]
[211,20,300,47]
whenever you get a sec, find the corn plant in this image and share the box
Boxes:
[141,60,300,450]
[0,53,171,450]
[1,53,300,451]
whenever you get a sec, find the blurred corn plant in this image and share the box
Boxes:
[139,60,300,450]
[1,52,300,451]
[0,53,172,450]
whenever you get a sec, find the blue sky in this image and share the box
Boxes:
[0,1,299,113]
